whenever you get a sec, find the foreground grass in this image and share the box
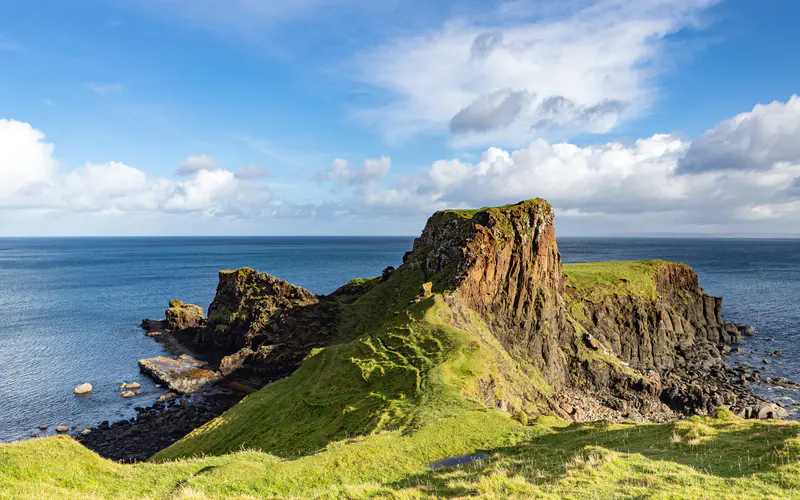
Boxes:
[2,413,799,499]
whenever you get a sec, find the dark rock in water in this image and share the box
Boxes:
[734,324,756,336]
[429,452,489,470]
[140,318,167,332]
[165,300,205,331]
[138,354,220,394]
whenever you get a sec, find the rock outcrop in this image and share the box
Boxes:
[165,300,205,331]
[138,355,220,394]
[403,200,766,419]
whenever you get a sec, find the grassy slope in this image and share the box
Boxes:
[2,258,800,498]
[2,414,799,498]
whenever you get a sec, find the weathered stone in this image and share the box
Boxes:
[219,348,254,376]
[138,355,220,394]
[73,383,93,395]
[165,301,205,331]
[382,266,395,280]
[119,391,137,398]
[55,425,68,433]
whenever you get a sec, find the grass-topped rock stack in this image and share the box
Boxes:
[2,199,797,499]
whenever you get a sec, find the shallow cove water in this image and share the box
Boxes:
[0,236,798,443]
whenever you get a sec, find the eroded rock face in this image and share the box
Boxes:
[407,200,577,392]
[570,264,742,373]
[403,200,769,419]
[198,268,319,350]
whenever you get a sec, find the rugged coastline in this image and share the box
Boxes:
[74,199,791,462]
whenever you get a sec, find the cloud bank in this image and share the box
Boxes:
[320,96,800,232]
[2,95,800,235]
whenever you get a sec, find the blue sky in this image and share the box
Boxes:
[1,0,800,236]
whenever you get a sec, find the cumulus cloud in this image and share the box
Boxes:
[176,154,220,176]
[321,96,800,233]
[356,0,720,147]
[0,120,59,202]
[679,95,800,173]
[0,119,273,218]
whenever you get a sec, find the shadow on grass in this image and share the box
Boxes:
[390,418,800,497]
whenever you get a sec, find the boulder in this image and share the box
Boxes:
[73,383,93,395]
[119,391,137,398]
[55,425,69,433]
[38,425,48,430]
[165,300,205,331]
[138,355,220,394]
[219,348,254,376]
[757,404,789,420]
[120,382,141,390]
[382,266,395,280]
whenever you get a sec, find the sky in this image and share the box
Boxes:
[1,0,799,237]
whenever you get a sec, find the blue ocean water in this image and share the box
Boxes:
[0,236,798,443]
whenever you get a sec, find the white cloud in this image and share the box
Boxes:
[356,0,720,147]
[0,120,58,203]
[86,82,123,95]
[176,154,220,176]
[679,95,800,173]
[320,96,800,233]
[316,156,391,185]
[0,119,273,218]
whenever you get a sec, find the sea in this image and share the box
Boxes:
[1,236,798,443]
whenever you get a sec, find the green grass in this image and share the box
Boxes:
[2,413,799,498]
[563,260,681,302]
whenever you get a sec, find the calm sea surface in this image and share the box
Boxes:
[0,237,798,442]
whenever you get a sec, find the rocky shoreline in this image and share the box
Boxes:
[68,201,800,463]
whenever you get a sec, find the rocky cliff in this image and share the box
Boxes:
[148,199,769,425]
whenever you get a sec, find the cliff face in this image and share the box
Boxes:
[404,200,757,418]
[569,263,742,373]
[194,268,341,375]
[407,201,576,392]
